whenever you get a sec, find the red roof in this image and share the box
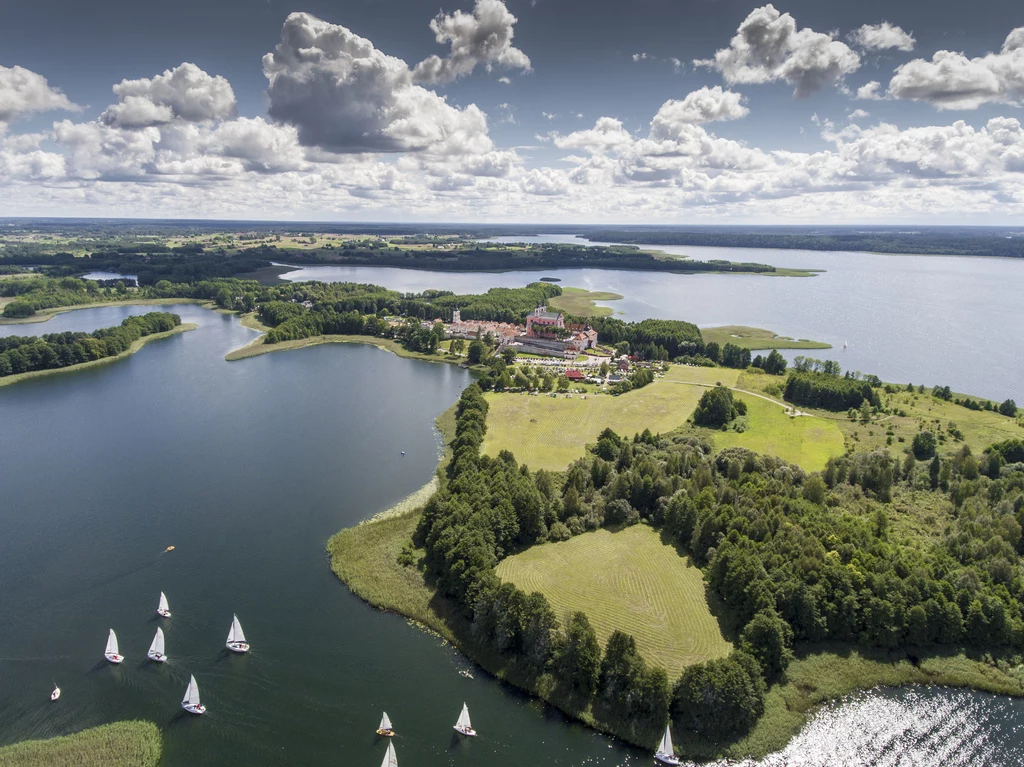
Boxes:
[566,370,585,380]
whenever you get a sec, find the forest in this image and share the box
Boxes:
[409,382,1024,746]
[0,312,182,377]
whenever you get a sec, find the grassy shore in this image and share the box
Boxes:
[496,525,733,677]
[225,332,466,365]
[0,721,161,767]
[701,325,831,351]
[0,324,197,388]
[0,298,214,325]
[548,287,624,317]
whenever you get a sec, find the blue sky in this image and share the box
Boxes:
[0,0,1022,222]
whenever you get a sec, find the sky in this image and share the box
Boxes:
[0,0,1023,223]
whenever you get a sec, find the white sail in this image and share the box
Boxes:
[158,592,170,613]
[105,629,119,656]
[657,725,674,756]
[456,703,472,730]
[380,711,393,731]
[149,627,165,656]
[379,741,398,767]
[229,614,246,643]
[183,674,200,707]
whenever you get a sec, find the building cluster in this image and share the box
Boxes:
[446,306,598,358]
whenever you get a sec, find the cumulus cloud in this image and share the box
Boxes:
[412,0,530,84]
[0,65,79,125]
[856,81,885,100]
[202,117,306,173]
[695,4,860,96]
[262,12,493,154]
[670,57,683,74]
[848,109,870,121]
[851,22,915,52]
[887,27,1024,109]
[553,117,633,153]
[100,63,236,128]
[649,87,749,139]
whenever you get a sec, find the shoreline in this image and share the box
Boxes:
[328,399,1024,762]
[0,298,215,326]
[0,323,198,388]
[225,331,470,366]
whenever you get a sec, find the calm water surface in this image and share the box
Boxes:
[280,237,1024,401]
[3,304,1024,765]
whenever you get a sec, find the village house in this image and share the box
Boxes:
[446,308,520,344]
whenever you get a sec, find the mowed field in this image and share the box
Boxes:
[482,378,704,470]
[713,395,846,472]
[496,524,732,677]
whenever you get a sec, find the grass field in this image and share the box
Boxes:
[701,326,831,351]
[548,287,624,317]
[664,364,741,387]
[712,395,846,472]
[0,721,161,767]
[0,324,197,389]
[225,333,465,365]
[496,525,732,676]
[481,378,705,470]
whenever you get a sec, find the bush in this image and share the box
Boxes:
[693,385,737,427]
[671,651,766,739]
[912,431,937,460]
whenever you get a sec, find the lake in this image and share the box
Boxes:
[3,304,1024,766]
[279,238,1024,402]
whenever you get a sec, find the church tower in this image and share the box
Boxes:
[452,307,461,324]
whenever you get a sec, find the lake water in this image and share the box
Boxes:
[3,304,1024,766]
[279,237,1024,402]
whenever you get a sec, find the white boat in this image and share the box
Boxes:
[379,740,398,767]
[50,684,60,701]
[181,674,206,715]
[453,702,476,737]
[156,591,171,618]
[376,710,395,736]
[104,629,124,664]
[655,724,681,766]
[843,339,849,349]
[226,614,250,653]
[147,626,168,663]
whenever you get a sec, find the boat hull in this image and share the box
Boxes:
[655,754,681,766]
[226,641,249,653]
[453,726,477,737]
[50,689,60,701]
[182,703,206,715]
[376,729,394,737]
[147,652,167,663]
[104,653,123,664]
[157,609,171,618]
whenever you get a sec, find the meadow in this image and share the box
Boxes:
[495,524,733,677]
[701,325,831,351]
[547,287,623,318]
[0,721,161,767]
[481,378,705,471]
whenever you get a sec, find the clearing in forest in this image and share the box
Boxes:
[496,524,732,677]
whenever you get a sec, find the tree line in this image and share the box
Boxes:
[0,312,182,377]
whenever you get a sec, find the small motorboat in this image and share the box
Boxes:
[453,702,476,737]
[654,724,681,766]
[50,684,60,702]
[379,740,398,767]
[147,627,168,663]
[376,711,395,737]
[156,591,171,618]
[164,546,175,552]
[104,629,124,664]
[226,614,249,653]
[181,674,206,715]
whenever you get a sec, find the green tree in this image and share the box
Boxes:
[501,346,518,364]
[912,431,937,459]
[555,612,601,697]
[671,651,766,739]
[693,386,736,428]
[740,610,794,678]
[467,340,485,364]
[999,399,1018,417]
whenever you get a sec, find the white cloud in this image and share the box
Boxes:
[848,109,870,121]
[542,111,556,120]
[100,63,236,128]
[851,23,915,52]
[0,65,80,125]
[856,81,885,100]
[631,53,648,63]
[412,0,531,85]
[650,87,749,139]
[887,27,1024,109]
[262,12,493,154]
[520,167,570,195]
[202,117,306,173]
[498,76,512,84]
[670,57,683,74]
[553,117,633,153]
[695,4,860,96]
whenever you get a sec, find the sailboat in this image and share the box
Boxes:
[181,674,206,715]
[376,711,395,736]
[226,614,249,653]
[104,628,124,664]
[50,683,60,701]
[379,740,398,767]
[453,702,476,737]
[147,626,167,663]
[843,339,849,350]
[156,591,171,618]
[654,724,681,766]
